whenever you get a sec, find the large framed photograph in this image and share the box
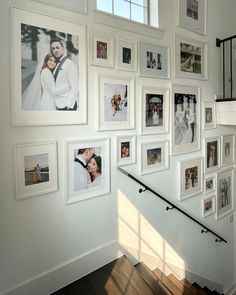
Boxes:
[178,0,206,35]
[202,101,216,130]
[116,135,136,166]
[171,84,200,155]
[139,140,169,175]
[216,168,234,220]
[204,136,221,173]
[14,141,58,200]
[140,42,170,78]
[11,7,87,125]
[98,74,134,131]
[221,134,235,167]
[178,157,203,200]
[90,32,114,68]
[116,39,137,72]
[202,195,216,218]
[66,137,110,204]
[174,35,207,80]
[141,87,169,135]
[204,174,216,194]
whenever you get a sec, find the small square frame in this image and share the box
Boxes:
[202,101,216,130]
[221,134,235,167]
[116,39,137,72]
[204,136,221,173]
[116,135,136,166]
[202,195,216,218]
[204,174,216,194]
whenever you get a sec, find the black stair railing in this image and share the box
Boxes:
[118,167,227,244]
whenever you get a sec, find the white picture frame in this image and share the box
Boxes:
[65,137,110,204]
[98,74,135,131]
[139,140,169,175]
[178,0,207,35]
[14,141,58,200]
[202,195,216,218]
[141,87,169,135]
[116,39,137,72]
[202,101,216,130]
[204,174,216,194]
[116,135,136,166]
[12,7,87,126]
[204,136,221,173]
[216,168,234,220]
[171,84,200,155]
[140,42,170,78]
[174,35,208,80]
[179,157,203,200]
[221,134,235,167]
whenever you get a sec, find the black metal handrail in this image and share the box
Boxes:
[118,167,227,244]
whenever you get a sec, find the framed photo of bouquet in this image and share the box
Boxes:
[202,101,216,130]
[221,134,235,167]
[202,195,216,218]
[11,7,87,126]
[116,135,136,166]
[204,136,221,173]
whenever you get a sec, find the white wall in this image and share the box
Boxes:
[0,0,235,294]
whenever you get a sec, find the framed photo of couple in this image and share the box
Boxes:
[116,135,136,166]
[11,7,87,126]
[204,136,221,173]
[65,137,110,204]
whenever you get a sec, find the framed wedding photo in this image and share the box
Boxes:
[216,168,234,220]
[204,174,216,194]
[139,140,169,175]
[202,195,215,218]
[171,84,200,155]
[141,87,169,135]
[204,136,221,173]
[174,35,207,80]
[202,101,216,130]
[140,42,170,78]
[14,141,58,200]
[178,157,203,200]
[221,134,235,167]
[98,74,135,131]
[65,137,110,204]
[116,39,137,72]
[11,7,87,126]
[178,0,206,35]
[116,135,136,166]
[90,32,114,68]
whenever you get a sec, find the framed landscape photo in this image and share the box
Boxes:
[141,87,169,135]
[221,134,235,167]
[202,101,216,130]
[116,39,137,72]
[216,168,234,220]
[178,157,203,200]
[139,140,169,175]
[90,32,114,68]
[98,74,134,131]
[116,135,136,166]
[204,136,221,173]
[11,7,87,126]
[178,0,206,35]
[140,42,170,78]
[202,195,215,218]
[171,84,200,155]
[14,141,58,200]
[174,35,207,80]
[204,174,216,194]
[66,137,110,204]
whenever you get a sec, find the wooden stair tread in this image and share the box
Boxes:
[168,274,199,295]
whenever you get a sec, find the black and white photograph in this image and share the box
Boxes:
[187,0,198,20]
[184,166,198,190]
[204,136,220,173]
[221,135,235,167]
[204,174,216,194]
[123,47,131,64]
[145,93,163,128]
[202,195,215,218]
[203,101,216,130]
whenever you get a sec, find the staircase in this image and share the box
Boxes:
[51,256,223,295]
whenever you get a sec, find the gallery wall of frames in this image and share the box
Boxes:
[12,0,235,222]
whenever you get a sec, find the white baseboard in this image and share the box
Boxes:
[224,281,236,295]
[1,241,121,295]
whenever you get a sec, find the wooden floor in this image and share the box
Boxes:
[51,256,222,295]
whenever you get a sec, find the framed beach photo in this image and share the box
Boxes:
[98,74,135,131]
[202,195,216,218]
[178,157,203,200]
[202,101,216,130]
[204,174,216,194]
[66,137,110,204]
[116,39,137,72]
[116,135,136,166]
[141,87,169,135]
[216,168,234,220]
[140,42,170,78]
[14,141,58,200]
[139,140,169,175]
[221,134,235,167]
[90,32,114,68]
[11,7,87,125]
[174,35,207,80]
[204,136,221,173]
[178,0,206,35]
[171,84,200,155]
